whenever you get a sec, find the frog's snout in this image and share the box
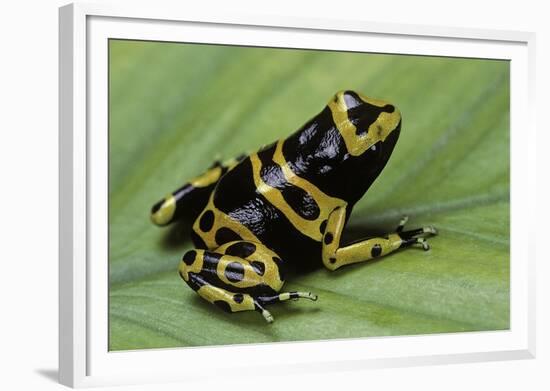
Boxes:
[151,195,176,226]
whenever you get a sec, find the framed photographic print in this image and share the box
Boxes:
[59,2,536,388]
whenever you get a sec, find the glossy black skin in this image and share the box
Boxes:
[193,92,401,272]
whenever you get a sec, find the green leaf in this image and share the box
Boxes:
[108,40,509,351]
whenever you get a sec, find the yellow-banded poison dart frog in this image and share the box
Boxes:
[151,90,437,323]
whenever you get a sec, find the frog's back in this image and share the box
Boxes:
[191,141,342,271]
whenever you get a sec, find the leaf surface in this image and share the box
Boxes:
[108,40,509,350]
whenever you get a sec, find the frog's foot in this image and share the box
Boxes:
[179,241,317,324]
[254,292,317,323]
[259,291,318,305]
[396,215,438,251]
[183,271,277,323]
[256,292,318,322]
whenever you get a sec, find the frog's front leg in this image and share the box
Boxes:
[178,241,317,323]
[151,156,244,226]
[322,208,437,271]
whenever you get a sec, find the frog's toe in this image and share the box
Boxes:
[396,215,409,232]
[257,291,319,306]
[288,291,318,301]
[398,225,437,250]
[395,215,437,238]
[303,292,318,301]
[401,237,431,251]
[260,308,274,323]
[400,225,437,239]
[423,226,438,236]
[418,238,430,251]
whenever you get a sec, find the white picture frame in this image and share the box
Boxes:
[59,2,536,388]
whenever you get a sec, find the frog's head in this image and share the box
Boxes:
[325,90,402,203]
[328,90,401,157]
[301,90,401,204]
[282,90,401,205]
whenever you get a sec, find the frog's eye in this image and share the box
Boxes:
[333,91,365,110]
[342,91,364,110]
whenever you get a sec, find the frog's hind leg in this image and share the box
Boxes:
[178,241,317,323]
[184,272,275,323]
[322,208,437,271]
[151,156,245,226]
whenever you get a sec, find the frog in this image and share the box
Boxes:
[150,90,437,323]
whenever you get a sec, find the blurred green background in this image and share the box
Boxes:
[108,39,510,351]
